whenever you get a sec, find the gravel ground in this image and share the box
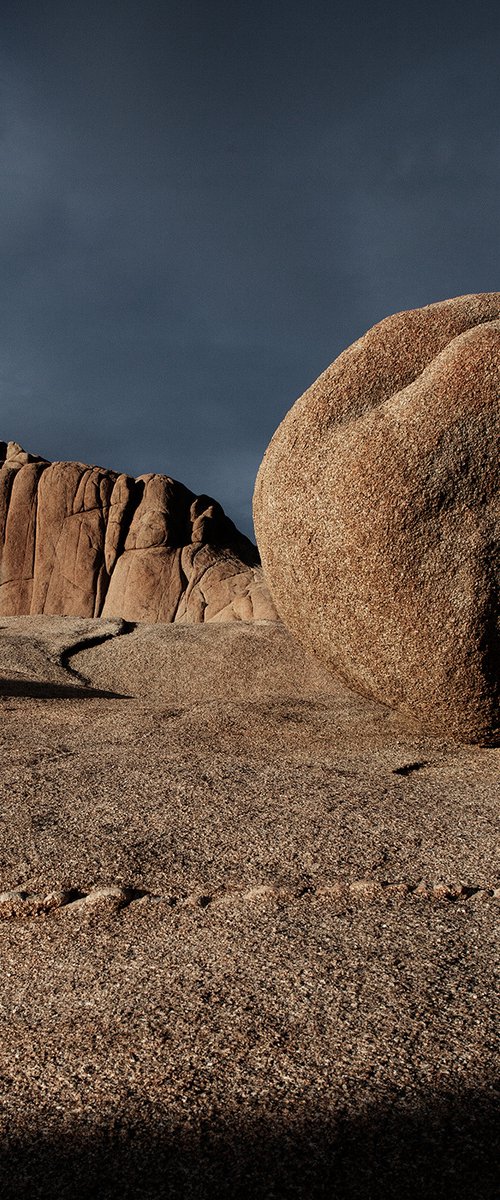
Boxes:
[0,617,498,1199]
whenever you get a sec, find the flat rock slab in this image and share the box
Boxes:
[0,617,498,1199]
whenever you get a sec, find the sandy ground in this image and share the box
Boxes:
[0,616,498,1199]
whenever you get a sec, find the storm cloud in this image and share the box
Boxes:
[1,0,499,534]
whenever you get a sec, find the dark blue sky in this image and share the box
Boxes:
[1,0,499,535]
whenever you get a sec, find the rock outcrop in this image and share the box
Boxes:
[253,293,500,744]
[0,441,276,623]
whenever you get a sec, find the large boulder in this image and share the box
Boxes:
[253,293,500,744]
[0,441,276,623]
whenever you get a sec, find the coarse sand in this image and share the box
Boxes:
[0,617,498,1199]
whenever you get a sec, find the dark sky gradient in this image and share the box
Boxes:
[1,1,499,535]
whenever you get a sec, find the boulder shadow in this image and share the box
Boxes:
[0,678,130,699]
[0,1085,497,1199]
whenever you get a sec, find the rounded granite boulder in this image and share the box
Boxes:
[253,293,500,744]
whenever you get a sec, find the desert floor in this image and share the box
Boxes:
[0,616,498,1199]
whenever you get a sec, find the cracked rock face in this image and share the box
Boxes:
[0,442,277,623]
[254,293,500,744]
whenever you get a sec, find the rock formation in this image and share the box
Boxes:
[253,293,500,744]
[0,441,276,623]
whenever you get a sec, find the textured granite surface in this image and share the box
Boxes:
[254,293,500,744]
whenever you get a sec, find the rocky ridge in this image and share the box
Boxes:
[0,441,276,623]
